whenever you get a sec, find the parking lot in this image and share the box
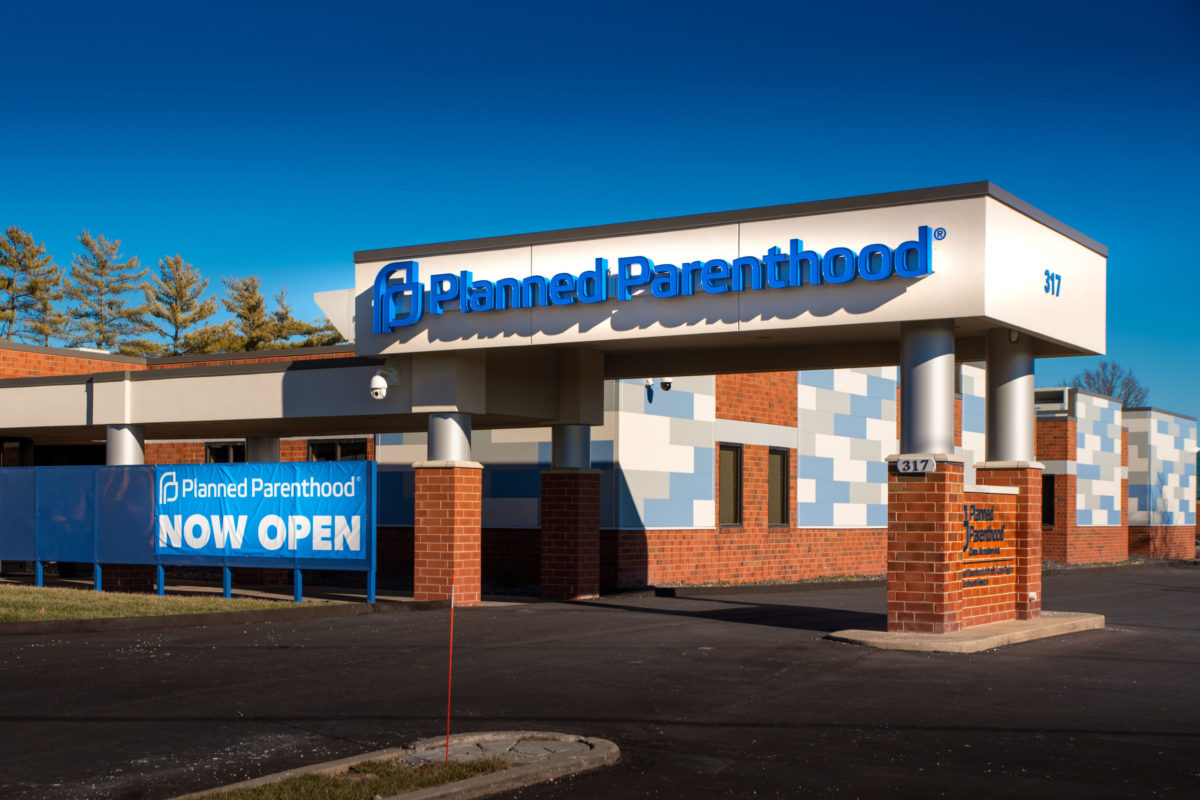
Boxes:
[1,562,1198,799]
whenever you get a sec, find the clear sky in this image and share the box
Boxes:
[2,1,1197,418]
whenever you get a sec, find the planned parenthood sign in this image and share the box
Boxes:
[155,462,372,566]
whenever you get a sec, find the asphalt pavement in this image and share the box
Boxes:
[1,563,1198,799]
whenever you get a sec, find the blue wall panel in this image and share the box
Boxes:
[0,469,36,560]
[35,468,96,562]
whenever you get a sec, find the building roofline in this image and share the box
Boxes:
[0,341,146,365]
[1125,407,1198,422]
[148,344,354,366]
[354,181,1108,263]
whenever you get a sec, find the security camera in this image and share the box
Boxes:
[369,372,388,400]
[370,368,397,400]
[660,377,674,391]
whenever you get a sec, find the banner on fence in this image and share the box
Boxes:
[155,462,371,562]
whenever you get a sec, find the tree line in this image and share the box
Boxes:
[0,226,342,356]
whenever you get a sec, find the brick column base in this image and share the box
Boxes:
[414,462,482,606]
[540,469,601,600]
[887,457,964,633]
[976,462,1044,620]
[100,564,156,593]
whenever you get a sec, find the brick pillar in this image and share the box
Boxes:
[414,463,482,606]
[540,469,601,600]
[887,457,964,633]
[976,462,1044,620]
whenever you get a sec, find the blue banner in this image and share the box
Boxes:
[154,462,372,567]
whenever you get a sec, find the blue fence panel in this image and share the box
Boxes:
[1,463,377,599]
[0,468,37,560]
[96,466,156,565]
[36,468,97,563]
[376,467,414,526]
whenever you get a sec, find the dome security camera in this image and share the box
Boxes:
[370,368,397,400]
[660,377,674,391]
[369,372,388,400]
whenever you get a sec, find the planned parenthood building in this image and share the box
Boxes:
[1,183,1195,634]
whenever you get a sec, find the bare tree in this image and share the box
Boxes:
[1067,361,1149,408]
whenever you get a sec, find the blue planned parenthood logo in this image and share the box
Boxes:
[154,462,369,560]
[373,226,936,333]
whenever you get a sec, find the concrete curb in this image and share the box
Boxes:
[828,611,1106,653]
[170,731,619,800]
[0,598,449,636]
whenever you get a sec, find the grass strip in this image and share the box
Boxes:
[0,584,305,621]
[206,756,509,800]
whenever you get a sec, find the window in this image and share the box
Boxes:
[767,448,789,526]
[718,444,742,526]
[205,442,245,463]
[1041,473,1056,526]
[308,438,368,462]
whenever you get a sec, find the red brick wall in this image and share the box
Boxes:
[887,461,964,633]
[144,441,207,464]
[279,439,307,462]
[146,350,350,370]
[413,466,481,606]
[540,470,600,599]
[716,372,797,426]
[1129,526,1193,559]
[976,467,1043,620]
[1037,417,1129,564]
[604,445,886,588]
[613,527,886,588]
[143,437,374,465]
[960,489,1017,627]
[0,343,352,380]
[0,346,147,378]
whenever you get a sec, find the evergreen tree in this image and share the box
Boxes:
[297,317,346,347]
[222,275,274,350]
[64,231,150,353]
[0,226,63,344]
[22,254,68,347]
[130,255,218,356]
[215,276,343,352]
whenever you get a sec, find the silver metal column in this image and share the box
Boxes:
[899,320,956,454]
[106,424,145,465]
[985,328,1035,462]
[246,436,281,462]
[551,424,591,469]
[428,412,472,462]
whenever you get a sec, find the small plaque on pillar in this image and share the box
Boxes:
[896,456,937,473]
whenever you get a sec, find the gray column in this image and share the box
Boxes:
[246,436,281,462]
[106,424,145,465]
[985,328,1035,462]
[899,320,956,454]
[428,412,472,462]
[551,424,591,469]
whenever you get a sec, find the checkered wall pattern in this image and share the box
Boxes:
[796,367,897,528]
[1126,409,1197,527]
[957,364,987,487]
[1073,393,1125,527]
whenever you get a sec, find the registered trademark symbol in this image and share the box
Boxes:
[933,227,947,240]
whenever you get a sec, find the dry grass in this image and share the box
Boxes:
[205,756,509,800]
[0,584,304,622]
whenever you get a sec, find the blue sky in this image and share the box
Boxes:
[2,1,1198,417]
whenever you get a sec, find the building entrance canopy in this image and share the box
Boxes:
[355,181,1106,378]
